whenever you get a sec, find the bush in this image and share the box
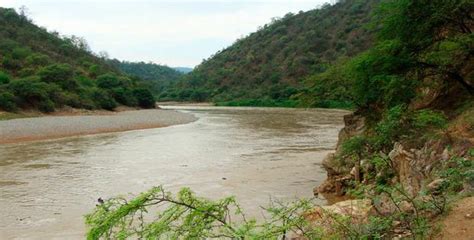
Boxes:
[2,56,22,70]
[38,64,78,91]
[91,89,117,110]
[0,90,17,111]
[63,92,83,108]
[18,67,36,77]
[372,104,407,150]
[8,78,55,112]
[412,109,447,129]
[133,88,155,108]
[97,73,122,89]
[38,99,55,113]
[26,53,50,66]
[0,71,10,84]
[112,87,137,106]
[11,47,31,60]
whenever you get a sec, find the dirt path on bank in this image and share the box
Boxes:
[437,196,474,240]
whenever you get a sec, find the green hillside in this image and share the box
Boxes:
[166,0,379,105]
[108,59,183,97]
[0,8,155,112]
[173,67,193,74]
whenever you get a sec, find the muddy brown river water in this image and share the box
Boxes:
[0,106,348,239]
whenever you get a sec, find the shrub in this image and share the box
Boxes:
[63,92,83,108]
[38,64,78,91]
[85,186,320,239]
[18,67,36,77]
[8,78,55,112]
[372,104,407,150]
[97,73,121,89]
[2,56,22,70]
[26,53,50,66]
[133,88,155,108]
[0,90,17,111]
[412,109,447,129]
[37,99,55,113]
[0,71,10,84]
[11,47,31,60]
[91,89,117,110]
[111,87,137,106]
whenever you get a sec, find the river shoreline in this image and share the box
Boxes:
[0,109,197,144]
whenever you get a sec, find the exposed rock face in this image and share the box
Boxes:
[427,178,446,193]
[389,143,421,195]
[303,199,374,236]
[316,113,366,196]
[316,103,473,204]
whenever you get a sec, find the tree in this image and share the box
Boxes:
[374,0,473,94]
[38,64,78,91]
[133,88,155,108]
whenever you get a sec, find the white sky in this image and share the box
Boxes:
[2,0,331,67]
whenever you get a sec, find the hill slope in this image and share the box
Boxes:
[0,8,155,112]
[169,0,379,104]
[173,67,193,74]
[108,60,183,97]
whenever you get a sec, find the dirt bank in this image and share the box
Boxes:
[0,109,197,144]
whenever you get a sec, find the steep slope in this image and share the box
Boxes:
[0,8,155,112]
[170,0,379,104]
[173,67,193,74]
[108,60,183,97]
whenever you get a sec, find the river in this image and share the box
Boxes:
[0,106,347,239]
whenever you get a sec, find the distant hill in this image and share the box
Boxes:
[108,60,183,97]
[173,67,193,74]
[168,0,379,105]
[0,8,155,112]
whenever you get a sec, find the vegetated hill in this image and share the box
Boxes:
[0,8,155,112]
[108,59,183,97]
[167,0,379,105]
[173,67,193,74]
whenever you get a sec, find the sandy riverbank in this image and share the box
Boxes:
[0,109,197,144]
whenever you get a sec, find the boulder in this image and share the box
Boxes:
[304,199,374,232]
[427,178,446,193]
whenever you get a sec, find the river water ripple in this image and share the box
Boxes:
[0,106,348,239]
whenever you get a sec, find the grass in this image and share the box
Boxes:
[0,111,39,121]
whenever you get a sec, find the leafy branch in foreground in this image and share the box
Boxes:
[85,186,321,240]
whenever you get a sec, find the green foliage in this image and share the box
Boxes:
[341,135,368,158]
[85,186,323,240]
[38,64,78,91]
[0,90,17,111]
[372,105,407,150]
[97,73,122,89]
[0,71,10,84]
[0,8,156,112]
[91,89,117,110]
[25,53,50,66]
[8,78,57,112]
[297,58,355,109]
[132,88,155,108]
[412,109,447,129]
[347,41,416,111]
[111,88,137,106]
[172,0,379,104]
[108,59,183,97]
[438,154,474,194]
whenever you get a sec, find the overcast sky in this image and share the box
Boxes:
[2,0,331,67]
